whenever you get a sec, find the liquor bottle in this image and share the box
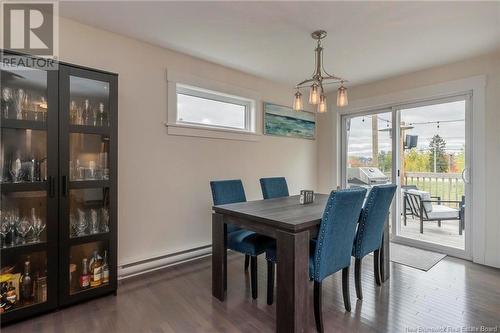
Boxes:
[82,99,90,126]
[20,261,33,304]
[102,251,109,284]
[89,251,102,288]
[79,258,90,290]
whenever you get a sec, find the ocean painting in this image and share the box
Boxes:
[264,102,316,139]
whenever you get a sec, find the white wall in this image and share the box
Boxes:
[318,51,500,267]
[58,18,317,269]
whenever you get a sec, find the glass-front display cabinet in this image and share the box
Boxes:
[59,66,117,307]
[1,54,58,324]
[0,51,117,325]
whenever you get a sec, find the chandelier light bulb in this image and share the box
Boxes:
[293,90,303,111]
[318,94,327,113]
[309,84,320,105]
[337,84,348,108]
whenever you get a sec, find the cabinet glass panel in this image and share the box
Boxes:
[0,251,47,313]
[1,192,47,248]
[0,129,47,184]
[69,188,110,238]
[69,134,109,181]
[1,64,48,122]
[69,77,109,127]
[69,241,110,295]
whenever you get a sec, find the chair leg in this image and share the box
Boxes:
[266,261,274,305]
[438,220,441,227]
[251,256,258,299]
[354,258,362,300]
[459,218,463,235]
[244,255,250,272]
[313,281,324,333]
[342,267,351,312]
[420,216,424,234]
[373,249,382,286]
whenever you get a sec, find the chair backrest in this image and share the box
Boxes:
[313,188,367,282]
[259,177,289,199]
[406,189,433,215]
[210,179,246,233]
[353,184,397,258]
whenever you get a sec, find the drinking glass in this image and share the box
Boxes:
[0,219,11,248]
[2,87,13,119]
[76,209,88,236]
[16,217,32,244]
[90,209,99,234]
[31,215,46,242]
[101,208,110,233]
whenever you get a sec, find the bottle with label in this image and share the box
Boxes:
[89,251,102,288]
[79,258,90,290]
[20,261,33,304]
[102,251,109,284]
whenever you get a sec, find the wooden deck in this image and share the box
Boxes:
[4,251,499,332]
[397,216,465,249]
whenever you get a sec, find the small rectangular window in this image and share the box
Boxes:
[176,84,253,132]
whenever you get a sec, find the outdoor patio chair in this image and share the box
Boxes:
[401,185,441,223]
[403,189,465,235]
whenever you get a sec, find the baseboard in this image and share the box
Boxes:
[118,244,212,280]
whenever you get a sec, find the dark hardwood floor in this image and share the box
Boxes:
[4,252,500,332]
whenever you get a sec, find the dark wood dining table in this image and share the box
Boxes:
[212,193,390,333]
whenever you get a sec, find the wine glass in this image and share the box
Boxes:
[31,215,45,243]
[16,217,32,244]
[2,87,13,119]
[76,209,88,237]
[6,212,18,246]
[0,212,12,248]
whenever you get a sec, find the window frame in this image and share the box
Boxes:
[175,84,255,133]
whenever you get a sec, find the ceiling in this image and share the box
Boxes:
[60,1,500,89]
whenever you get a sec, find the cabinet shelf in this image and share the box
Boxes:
[0,181,47,193]
[0,241,47,257]
[69,180,110,189]
[0,119,47,130]
[68,232,109,245]
[69,125,110,135]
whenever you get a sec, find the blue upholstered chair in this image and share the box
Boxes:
[266,188,366,332]
[210,179,274,299]
[259,177,289,199]
[352,184,397,300]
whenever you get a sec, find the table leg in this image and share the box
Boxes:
[381,220,390,282]
[212,212,227,301]
[276,229,310,333]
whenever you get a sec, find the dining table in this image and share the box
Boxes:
[211,193,390,333]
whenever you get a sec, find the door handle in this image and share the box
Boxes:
[461,168,470,184]
[48,176,55,197]
[62,175,68,196]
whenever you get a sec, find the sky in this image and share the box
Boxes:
[347,100,466,158]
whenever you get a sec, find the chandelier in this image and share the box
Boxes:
[293,30,348,113]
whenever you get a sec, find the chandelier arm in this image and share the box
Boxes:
[295,78,315,88]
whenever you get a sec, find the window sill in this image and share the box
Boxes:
[165,123,260,142]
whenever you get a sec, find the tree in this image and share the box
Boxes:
[404,148,429,172]
[428,134,448,173]
[377,151,392,173]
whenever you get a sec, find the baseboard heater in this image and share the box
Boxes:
[118,244,212,280]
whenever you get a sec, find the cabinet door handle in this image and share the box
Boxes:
[48,176,55,197]
[62,175,68,196]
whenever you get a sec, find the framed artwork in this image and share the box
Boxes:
[263,102,316,139]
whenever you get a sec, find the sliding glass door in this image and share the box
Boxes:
[342,95,471,257]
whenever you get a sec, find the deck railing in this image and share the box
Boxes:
[403,172,464,203]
